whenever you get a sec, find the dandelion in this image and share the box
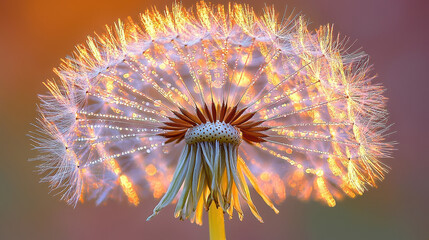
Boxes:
[30,1,393,239]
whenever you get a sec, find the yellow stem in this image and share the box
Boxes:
[208,205,226,240]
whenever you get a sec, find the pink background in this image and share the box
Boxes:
[0,0,427,239]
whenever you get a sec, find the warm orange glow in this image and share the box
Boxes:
[108,159,121,175]
[257,171,286,202]
[260,171,271,182]
[316,177,336,207]
[289,92,302,110]
[159,63,166,70]
[107,159,140,205]
[145,164,157,176]
[105,79,114,93]
[268,74,280,85]
[327,157,342,176]
[340,182,357,198]
[145,171,169,199]
[79,184,85,203]
[288,169,304,196]
[235,72,252,87]
[119,175,140,206]
[152,181,164,199]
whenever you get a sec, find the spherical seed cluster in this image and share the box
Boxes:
[30,1,393,225]
[185,121,241,145]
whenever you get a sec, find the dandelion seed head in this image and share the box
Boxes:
[31,1,393,224]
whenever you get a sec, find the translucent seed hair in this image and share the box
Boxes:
[30,1,393,224]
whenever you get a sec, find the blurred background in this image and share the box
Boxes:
[0,0,427,239]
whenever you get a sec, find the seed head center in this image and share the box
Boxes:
[158,102,270,144]
[185,121,241,145]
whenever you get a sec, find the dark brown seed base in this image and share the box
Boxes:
[159,102,270,144]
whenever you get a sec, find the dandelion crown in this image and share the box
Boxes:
[31,1,392,228]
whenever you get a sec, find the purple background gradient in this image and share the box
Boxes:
[0,0,427,239]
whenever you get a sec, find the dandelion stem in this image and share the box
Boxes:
[208,204,226,240]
